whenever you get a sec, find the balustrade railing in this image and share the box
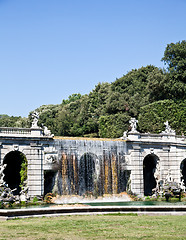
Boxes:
[0,127,31,135]
[127,132,185,142]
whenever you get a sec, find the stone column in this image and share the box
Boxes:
[130,144,143,196]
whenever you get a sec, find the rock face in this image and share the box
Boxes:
[0,164,16,204]
[0,185,16,204]
[0,163,30,206]
[152,168,184,201]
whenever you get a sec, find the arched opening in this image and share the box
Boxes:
[3,151,27,195]
[79,153,96,195]
[180,158,186,188]
[44,171,57,196]
[143,154,159,196]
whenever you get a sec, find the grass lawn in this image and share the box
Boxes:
[0,214,185,240]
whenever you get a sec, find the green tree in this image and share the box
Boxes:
[138,99,186,135]
[98,113,131,138]
[162,40,186,83]
[62,93,82,105]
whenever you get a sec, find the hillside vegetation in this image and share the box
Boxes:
[1,41,186,137]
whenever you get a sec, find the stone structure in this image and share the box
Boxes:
[0,118,185,197]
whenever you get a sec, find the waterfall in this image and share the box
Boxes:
[47,138,130,197]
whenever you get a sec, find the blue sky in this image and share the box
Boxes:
[0,0,185,117]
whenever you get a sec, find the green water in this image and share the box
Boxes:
[85,201,186,206]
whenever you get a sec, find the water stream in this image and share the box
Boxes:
[45,139,130,198]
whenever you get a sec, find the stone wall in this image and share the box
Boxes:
[0,126,185,197]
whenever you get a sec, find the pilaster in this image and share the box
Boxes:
[130,144,143,196]
[26,146,44,197]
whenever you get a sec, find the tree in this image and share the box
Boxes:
[98,113,131,138]
[162,40,186,83]
[62,93,82,105]
[138,99,186,135]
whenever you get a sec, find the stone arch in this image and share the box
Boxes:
[3,151,28,195]
[78,152,98,195]
[180,158,186,188]
[143,154,159,196]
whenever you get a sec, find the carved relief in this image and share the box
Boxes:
[13,145,19,151]
[45,154,57,164]
[44,153,58,164]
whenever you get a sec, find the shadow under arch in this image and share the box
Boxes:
[180,158,186,187]
[143,154,159,196]
[79,152,98,196]
[3,151,28,195]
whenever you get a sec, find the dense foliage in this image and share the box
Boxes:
[0,115,29,128]
[19,153,28,188]
[138,100,186,135]
[0,41,185,137]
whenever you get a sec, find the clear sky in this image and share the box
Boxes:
[0,0,185,117]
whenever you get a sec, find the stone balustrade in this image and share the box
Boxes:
[0,127,44,137]
[127,132,186,143]
[0,127,31,135]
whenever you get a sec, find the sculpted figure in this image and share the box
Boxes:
[166,169,172,182]
[0,163,7,185]
[163,121,175,134]
[153,161,161,191]
[31,111,39,128]
[122,131,128,139]
[43,126,54,137]
[129,118,138,132]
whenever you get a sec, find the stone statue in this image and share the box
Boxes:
[43,126,54,137]
[129,118,138,132]
[163,121,175,134]
[180,179,186,192]
[154,163,160,182]
[19,179,29,202]
[0,163,7,186]
[31,111,39,128]
[121,131,128,140]
[19,186,29,202]
[180,173,186,192]
[166,169,172,182]
[153,161,162,193]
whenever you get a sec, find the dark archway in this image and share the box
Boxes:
[143,154,159,196]
[44,171,57,196]
[3,151,27,195]
[79,153,96,195]
[180,159,186,187]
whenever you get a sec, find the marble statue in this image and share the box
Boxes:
[31,111,39,128]
[129,118,138,132]
[163,121,175,134]
[0,163,7,186]
[43,126,54,137]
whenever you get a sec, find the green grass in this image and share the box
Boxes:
[0,214,186,239]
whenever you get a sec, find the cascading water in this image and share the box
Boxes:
[45,138,131,200]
